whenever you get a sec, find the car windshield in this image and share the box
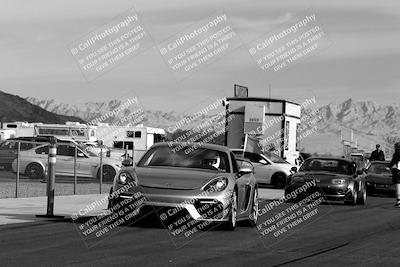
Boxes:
[138,145,230,172]
[367,162,391,174]
[264,152,289,164]
[300,159,354,175]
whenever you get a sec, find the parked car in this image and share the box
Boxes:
[285,157,367,205]
[365,161,394,195]
[231,149,296,188]
[11,143,121,181]
[0,136,78,170]
[108,142,259,230]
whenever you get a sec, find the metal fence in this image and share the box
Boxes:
[0,139,127,199]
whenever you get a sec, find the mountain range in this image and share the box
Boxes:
[0,90,85,124]
[0,90,397,155]
[25,95,400,155]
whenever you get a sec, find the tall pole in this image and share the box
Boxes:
[36,137,63,219]
[47,137,57,216]
[73,145,77,195]
[15,141,20,198]
[99,140,103,194]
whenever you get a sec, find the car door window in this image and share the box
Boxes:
[244,152,264,164]
[57,145,70,156]
[35,146,49,155]
[66,145,77,157]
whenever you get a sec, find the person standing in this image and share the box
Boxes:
[370,144,385,161]
[389,142,400,207]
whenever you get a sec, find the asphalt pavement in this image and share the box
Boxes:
[0,191,399,266]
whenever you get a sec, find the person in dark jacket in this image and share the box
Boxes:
[389,142,400,207]
[370,144,385,161]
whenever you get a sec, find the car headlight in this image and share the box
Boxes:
[202,177,229,192]
[331,178,346,185]
[117,172,136,185]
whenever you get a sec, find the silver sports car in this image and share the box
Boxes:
[108,142,259,230]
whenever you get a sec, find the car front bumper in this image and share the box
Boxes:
[110,185,233,222]
[286,182,353,201]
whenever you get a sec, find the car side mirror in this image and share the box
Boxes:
[291,166,297,173]
[122,158,134,167]
[259,159,268,165]
[77,152,85,158]
[238,167,253,176]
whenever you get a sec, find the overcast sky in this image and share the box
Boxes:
[0,0,399,112]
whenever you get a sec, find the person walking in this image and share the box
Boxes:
[370,144,385,161]
[389,142,400,207]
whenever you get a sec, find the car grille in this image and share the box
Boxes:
[194,199,224,220]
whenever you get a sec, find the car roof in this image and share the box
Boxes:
[153,142,231,153]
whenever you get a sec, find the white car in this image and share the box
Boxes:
[12,143,121,181]
[231,149,296,188]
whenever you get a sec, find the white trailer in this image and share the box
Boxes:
[1,122,37,137]
[96,124,166,162]
[34,122,97,142]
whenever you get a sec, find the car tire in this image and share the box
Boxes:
[224,190,237,231]
[249,188,259,225]
[97,165,116,182]
[357,187,367,205]
[25,163,44,179]
[272,173,286,189]
[345,187,358,205]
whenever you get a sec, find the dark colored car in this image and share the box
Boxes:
[285,157,367,205]
[0,138,39,170]
[365,161,394,195]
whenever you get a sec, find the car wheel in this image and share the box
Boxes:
[272,173,286,189]
[345,187,358,205]
[225,190,237,231]
[249,188,259,225]
[97,165,116,182]
[25,163,44,179]
[357,187,367,205]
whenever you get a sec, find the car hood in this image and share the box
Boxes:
[366,173,392,185]
[275,163,296,170]
[135,167,221,190]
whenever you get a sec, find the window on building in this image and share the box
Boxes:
[284,121,289,150]
[296,123,300,151]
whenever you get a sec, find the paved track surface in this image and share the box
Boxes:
[1,193,400,267]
